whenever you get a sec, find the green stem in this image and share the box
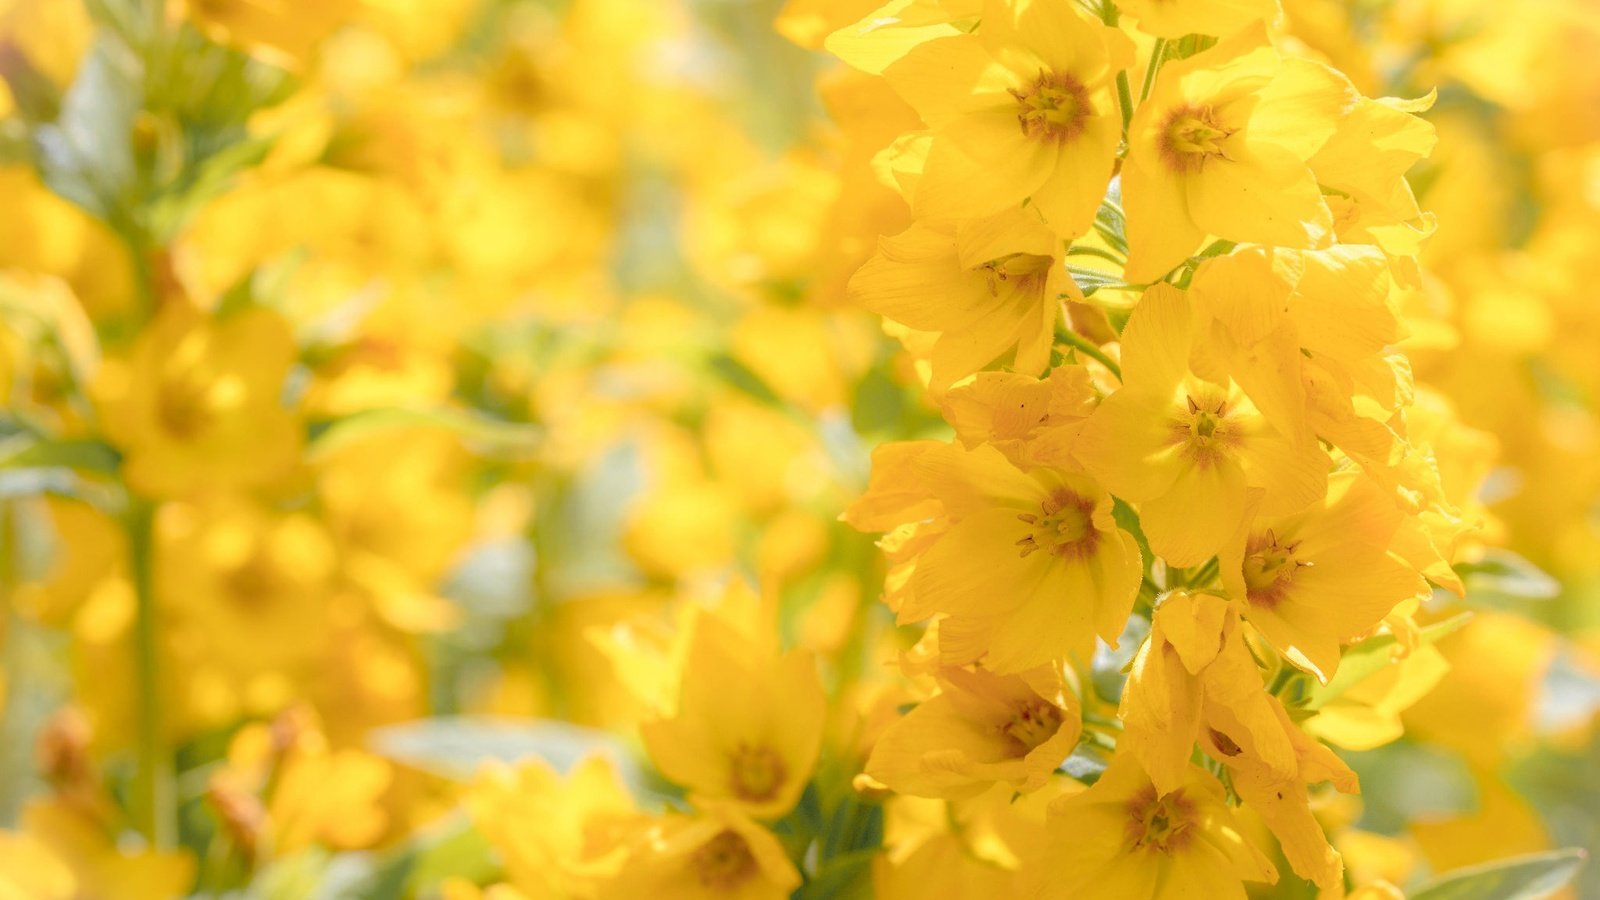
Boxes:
[1097,2,1135,136]
[1083,709,1125,732]
[127,496,175,850]
[1140,38,1168,102]
[1116,71,1135,136]
[1265,658,1299,697]
[1054,308,1123,380]
[0,500,24,823]
[1183,557,1219,589]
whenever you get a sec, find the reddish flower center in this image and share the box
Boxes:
[1010,71,1091,144]
[1016,489,1099,560]
[1125,786,1197,854]
[1159,104,1233,172]
[692,829,758,890]
[728,743,786,803]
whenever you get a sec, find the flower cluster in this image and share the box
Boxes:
[1,0,1598,898]
[831,0,1585,896]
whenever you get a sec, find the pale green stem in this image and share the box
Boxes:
[127,496,175,849]
[1140,38,1168,102]
[1055,303,1123,380]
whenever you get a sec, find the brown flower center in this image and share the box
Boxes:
[1001,700,1063,754]
[728,743,786,803]
[1159,104,1233,173]
[1010,71,1091,144]
[1173,393,1238,467]
[1242,528,1308,609]
[1125,786,1197,854]
[691,829,758,890]
[978,252,1053,300]
[1015,489,1099,560]
[224,551,283,609]
[156,372,220,439]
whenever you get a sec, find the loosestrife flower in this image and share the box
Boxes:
[882,0,1133,235]
[640,611,826,820]
[1076,284,1329,567]
[1121,26,1353,281]
[856,440,1143,672]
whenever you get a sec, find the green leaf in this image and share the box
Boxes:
[1346,741,1477,834]
[246,848,335,900]
[709,353,784,407]
[1093,179,1128,255]
[819,793,885,861]
[140,25,296,237]
[307,407,541,460]
[33,37,143,226]
[1304,613,1472,711]
[1410,849,1588,900]
[1505,742,1600,898]
[367,716,642,786]
[795,848,878,900]
[353,817,498,898]
[1111,497,1154,581]
[1457,550,1561,604]
[1065,265,1129,296]
[0,435,121,476]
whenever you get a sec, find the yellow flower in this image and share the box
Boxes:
[940,365,1100,469]
[1409,775,1557,877]
[1024,752,1276,899]
[1400,613,1557,769]
[468,755,648,897]
[865,663,1081,799]
[1220,470,1427,681]
[1207,695,1357,890]
[599,805,801,900]
[874,779,1073,895]
[881,0,1133,234]
[215,713,393,856]
[849,209,1067,391]
[899,441,1143,672]
[0,800,193,900]
[157,498,336,687]
[316,427,473,633]
[640,612,825,820]
[1309,94,1437,257]
[1304,643,1450,751]
[183,0,357,69]
[822,0,981,74]
[589,585,771,719]
[1115,0,1280,39]
[1121,26,1354,281]
[95,306,301,499]
[0,167,133,321]
[1076,283,1329,566]
[1118,591,1239,796]
[0,825,75,900]
[874,833,1019,897]
[1119,592,1358,889]
[1191,246,1412,471]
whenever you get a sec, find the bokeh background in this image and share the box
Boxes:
[3,0,1600,897]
